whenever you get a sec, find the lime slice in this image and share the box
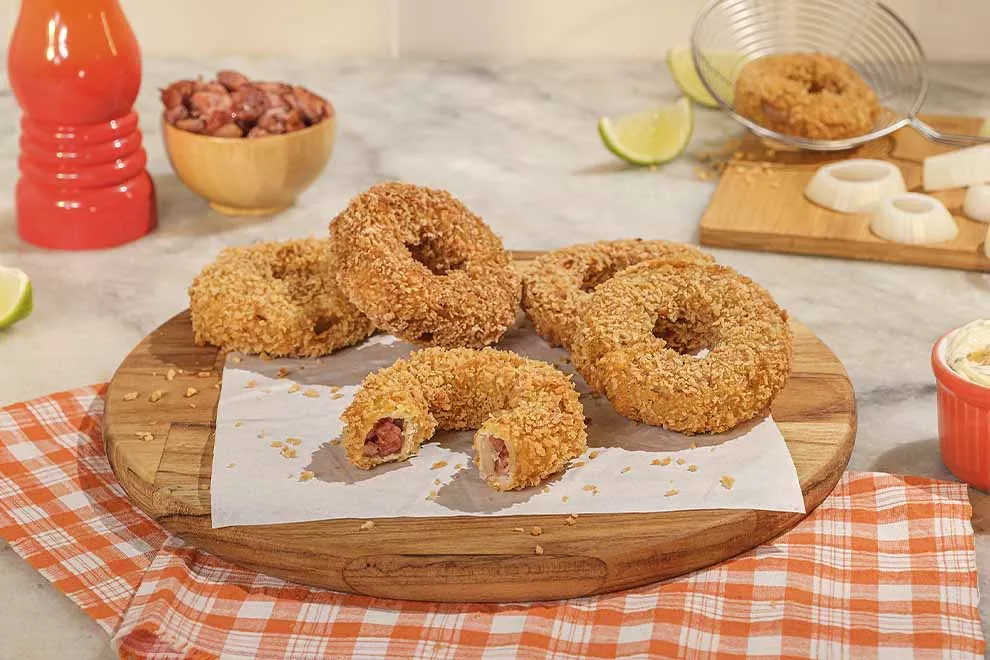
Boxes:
[667,47,719,108]
[598,98,693,166]
[980,117,989,138]
[0,267,32,330]
[667,47,742,108]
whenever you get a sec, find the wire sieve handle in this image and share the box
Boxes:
[910,117,990,148]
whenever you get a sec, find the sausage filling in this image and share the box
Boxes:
[489,436,509,475]
[363,417,405,457]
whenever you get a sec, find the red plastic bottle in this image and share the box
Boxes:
[8,0,156,250]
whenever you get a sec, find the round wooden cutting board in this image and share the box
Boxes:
[105,256,856,603]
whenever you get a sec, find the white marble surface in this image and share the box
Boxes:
[0,58,988,658]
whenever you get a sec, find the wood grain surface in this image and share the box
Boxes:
[699,115,989,272]
[104,256,856,602]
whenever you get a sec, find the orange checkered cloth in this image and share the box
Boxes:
[0,385,983,659]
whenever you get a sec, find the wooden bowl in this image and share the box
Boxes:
[162,117,335,216]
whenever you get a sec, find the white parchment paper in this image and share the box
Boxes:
[211,320,805,528]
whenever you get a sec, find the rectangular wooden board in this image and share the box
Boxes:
[699,115,989,272]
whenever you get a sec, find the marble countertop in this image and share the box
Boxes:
[1,58,989,658]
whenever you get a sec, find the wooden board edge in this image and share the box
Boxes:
[699,224,990,273]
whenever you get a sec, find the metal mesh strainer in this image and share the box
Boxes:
[690,0,989,151]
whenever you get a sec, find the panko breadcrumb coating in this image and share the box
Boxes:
[189,238,374,357]
[341,347,587,491]
[329,183,521,348]
[571,260,793,434]
[734,52,880,141]
[521,239,715,349]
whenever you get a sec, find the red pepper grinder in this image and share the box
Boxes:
[8,0,156,250]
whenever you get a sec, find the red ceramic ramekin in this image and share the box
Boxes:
[932,329,990,490]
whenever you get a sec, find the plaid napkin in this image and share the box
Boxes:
[0,385,983,659]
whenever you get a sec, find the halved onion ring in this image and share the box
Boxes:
[924,144,990,192]
[805,159,906,214]
[870,193,958,245]
[963,184,990,224]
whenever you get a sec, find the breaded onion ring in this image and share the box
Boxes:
[342,347,587,491]
[330,183,521,348]
[733,52,880,141]
[571,260,792,434]
[521,239,715,349]
[189,238,374,357]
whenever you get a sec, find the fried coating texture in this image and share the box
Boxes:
[341,347,587,491]
[329,183,521,348]
[571,260,793,434]
[734,52,880,140]
[521,239,715,349]
[189,238,374,357]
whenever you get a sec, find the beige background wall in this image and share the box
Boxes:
[1,0,988,60]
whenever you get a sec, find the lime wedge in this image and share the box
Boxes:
[667,47,719,108]
[598,98,693,166]
[0,267,32,330]
[981,117,989,138]
[667,47,742,108]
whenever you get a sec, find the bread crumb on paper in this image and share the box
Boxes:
[185,387,198,398]
[166,369,177,381]
[721,475,736,490]
[226,462,236,469]
[303,389,320,398]
[431,461,448,470]
[299,470,315,482]
[245,380,257,389]
[230,355,241,363]
[588,451,599,460]
[134,432,154,442]
[330,439,341,446]
[534,544,544,555]
[676,458,685,465]
[571,461,586,468]
[687,464,698,472]
[123,391,139,401]
[433,478,441,486]
[276,368,290,378]
[665,488,679,497]
[542,486,551,494]
[280,447,298,459]
[650,459,662,466]
[530,526,542,536]
[233,421,243,428]
[359,521,375,531]
[197,371,212,378]
[561,496,569,503]
[564,515,578,526]
[620,466,632,474]
[287,383,301,394]
[270,441,285,448]
[149,390,165,403]
[513,527,525,533]
[189,403,197,409]
[332,392,344,400]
